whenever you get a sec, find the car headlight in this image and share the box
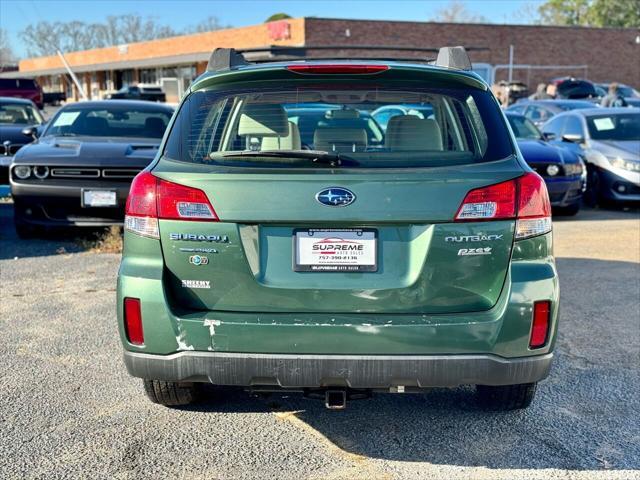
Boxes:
[546,164,560,176]
[33,165,49,179]
[609,157,640,172]
[564,163,584,176]
[14,165,31,179]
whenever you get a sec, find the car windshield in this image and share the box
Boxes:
[586,113,640,141]
[164,84,514,168]
[44,105,172,139]
[507,115,541,140]
[0,102,43,125]
[618,86,640,98]
[556,101,596,111]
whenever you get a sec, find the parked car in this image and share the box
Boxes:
[371,104,434,130]
[541,108,640,206]
[0,78,44,109]
[550,77,599,101]
[507,99,596,129]
[43,91,67,106]
[596,83,640,108]
[10,100,173,237]
[505,112,584,215]
[118,47,558,411]
[106,84,166,102]
[0,97,45,185]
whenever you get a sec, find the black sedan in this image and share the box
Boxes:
[10,100,173,237]
[506,112,586,215]
[0,97,45,186]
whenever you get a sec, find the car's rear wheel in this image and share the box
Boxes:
[143,379,197,407]
[476,382,537,410]
[584,166,605,207]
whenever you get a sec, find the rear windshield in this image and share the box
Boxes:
[164,84,514,168]
[0,102,44,125]
[44,105,172,139]
[586,113,640,141]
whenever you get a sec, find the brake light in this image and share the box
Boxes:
[287,64,389,75]
[124,297,144,345]
[124,171,218,238]
[454,172,551,240]
[530,301,551,348]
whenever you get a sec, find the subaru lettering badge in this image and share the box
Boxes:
[315,187,356,207]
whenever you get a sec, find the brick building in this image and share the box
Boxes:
[2,17,638,102]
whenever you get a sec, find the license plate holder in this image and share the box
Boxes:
[294,228,377,272]
[82,189,117,207]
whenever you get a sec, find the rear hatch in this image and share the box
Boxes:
[151,67,522,315]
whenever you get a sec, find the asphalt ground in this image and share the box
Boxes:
[0,202,638,480]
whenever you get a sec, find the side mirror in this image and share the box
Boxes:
[22,126,38,140]
[542,132,556,141]
[562,133,584,144]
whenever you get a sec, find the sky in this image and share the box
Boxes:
[1,0,543,58]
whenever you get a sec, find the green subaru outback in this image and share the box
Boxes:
[117,47,558,410]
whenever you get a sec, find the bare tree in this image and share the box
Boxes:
[432,0,489,23]
[189,16,227,33]
[0,28,17,66]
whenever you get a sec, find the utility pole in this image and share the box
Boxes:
[57,49,87,100]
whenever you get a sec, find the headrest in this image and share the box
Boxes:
[327,109,360,119]
[314,128,368,152]
[84,116,109,134]
[261,121,301,150]
[144,117,165,133]
[385,116,443,151]
[238,103,289,137]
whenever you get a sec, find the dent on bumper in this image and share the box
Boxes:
[123,350,553,388]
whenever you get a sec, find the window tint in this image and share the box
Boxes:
[164,85,514,168]
[507,115,541,140]
[542,116,566,138]
[586,113,640,141]
[0,103,44,125]
[17,79,37,89]
[45,105,172,139]
[525,106,552,123]
[563,115,583,137]
[0,79,18,89]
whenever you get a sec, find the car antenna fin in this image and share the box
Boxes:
[207,48,249,72]
[435,46,472,71]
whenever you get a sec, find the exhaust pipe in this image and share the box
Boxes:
[325,390,347,410]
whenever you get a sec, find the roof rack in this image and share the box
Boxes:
[206,45,481,72]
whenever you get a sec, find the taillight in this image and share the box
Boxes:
[124,297,144,345]
[455,172,551,240]
[515,172,552,240]
[530,301,551,348]
[124,171,218,238]
[287,64,389,75]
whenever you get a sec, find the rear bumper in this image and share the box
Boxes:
[123,350,553,388]
[11,180,131,227]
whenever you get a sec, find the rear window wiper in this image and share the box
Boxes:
[209,150,358,167]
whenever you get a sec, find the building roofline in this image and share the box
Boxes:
[303,16,640,32]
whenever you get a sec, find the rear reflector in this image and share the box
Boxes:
[124,171,218,238]
[530,301,551,348]
[124,297,144,345]
[287,64,389,75]
[455,172,552,240]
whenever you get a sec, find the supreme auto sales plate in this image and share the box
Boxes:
[82,189,117,207]
[294,228,377,272]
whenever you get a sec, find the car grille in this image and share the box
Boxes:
[47,167,141,179]
[0,144,24,155]
[51,168,101,178]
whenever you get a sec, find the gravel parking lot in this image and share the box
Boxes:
[0,202,638,480]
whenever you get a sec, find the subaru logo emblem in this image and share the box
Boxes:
[316,187,356,207]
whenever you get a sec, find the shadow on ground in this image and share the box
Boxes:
[181,257,639,471]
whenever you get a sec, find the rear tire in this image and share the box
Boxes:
[476,382,537,410]
[584,167,604,208]
[143,379,197,407]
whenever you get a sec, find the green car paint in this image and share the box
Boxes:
[117,53,559,405]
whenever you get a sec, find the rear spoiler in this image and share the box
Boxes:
[206,45,477,73]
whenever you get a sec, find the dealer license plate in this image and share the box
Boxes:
[294,228,377,272]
